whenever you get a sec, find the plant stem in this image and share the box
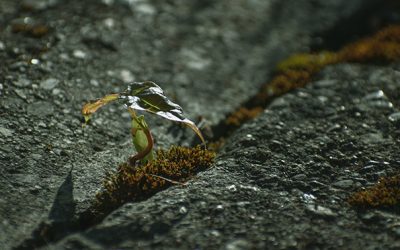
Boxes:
[128,108,154,166]
[128,126,154,166]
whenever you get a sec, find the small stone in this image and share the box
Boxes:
[215,205,224,211]
[362,90,394,109]
[363,90,385,100]
[13,78,31,87]
[360,212,380,223]
[310,180,326,188]
[30,58,40,65]
[59,53,70,61]
[226,185,237,192]
[225,239,250,250]
[368,100,393,109]
[239,185,260,192]
[133,3,156,15]
[236,201,251,207]
[73,50,87,59]
[38,121,47,128]
[90,79,99,87]
[306,204,337,218]
[0,41,5,50]
[106,70,116,77]
[327,124,341,132]
[40,78,59,90]
[209,230,221,237]
[120,69,134,83]
[181,49,211,70]
[103,18,115,28]
[9,61,28,71]
[302,193,316,204]
[14,89,27,99]
[0,127,13,137]
[292,174,307,180]
[359,165,378,174]
[269,97,287,108]
[31,153,42,160]
[179,206,187,214]
[52,88,61,95]
[388,112,400,123]
[333,180,354,189]
[27,101,54,116]
[29,185,42,195]
[62,138,73,144]
[361,132,386,145]
[318,96,328,102]
[53,149,62,155]
[62,108,71,114]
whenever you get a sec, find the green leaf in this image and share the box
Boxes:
[81,81,205,144]
[120,81,205,143]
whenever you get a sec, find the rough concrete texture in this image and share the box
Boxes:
[0,0,397,249]
[50,63,400,249]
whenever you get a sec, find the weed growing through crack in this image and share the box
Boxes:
[81,81,215,221]
[82,81,205,165]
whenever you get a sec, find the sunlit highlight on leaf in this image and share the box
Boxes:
[81,81,205,144]
[121,81,205,143]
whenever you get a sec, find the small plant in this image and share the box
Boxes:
[82,81,205,165]
[80,82,215,222]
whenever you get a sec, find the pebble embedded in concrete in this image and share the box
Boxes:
[40,78,59,90]
[0,127,14,137]
[13,78,31,88]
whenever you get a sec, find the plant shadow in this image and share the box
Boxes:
[48,166,76,222]
[15,166,78,250]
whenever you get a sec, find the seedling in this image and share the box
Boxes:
[82,81,205,165]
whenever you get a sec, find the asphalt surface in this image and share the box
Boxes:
[1,0,399,249]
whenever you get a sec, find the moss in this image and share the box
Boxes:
[262,69,313,97]
[267,26,400,97]
[276,52,339,72]
[225,107,264,126]
[89,146,215,220]
[207,137,226,152]
[222,25,400,128]
[11,22,50,38]
[264,52,339,97]
[339,25,400,62]
[348,174,400,212]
